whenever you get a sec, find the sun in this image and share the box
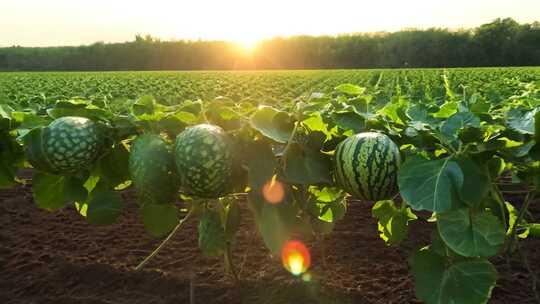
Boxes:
[233,36,260,53]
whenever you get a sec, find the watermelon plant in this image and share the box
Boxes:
[175,124,234,199]
[334,132,400,201]
[0,68,539,304]
[129,133,179,206]
[25,116,104,174]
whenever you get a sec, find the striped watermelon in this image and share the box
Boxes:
[175,124,233,198]
[334,132,400,201]
[26,116,103,174]
[129,133,179,205]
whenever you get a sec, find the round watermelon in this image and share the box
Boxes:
[26,116,104,174]
[175,124,233,198]
[334,132,401,201]
[129,133,179,205]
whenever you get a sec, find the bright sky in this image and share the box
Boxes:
[1,0,539,47]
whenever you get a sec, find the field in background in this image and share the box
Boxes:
[2,67,540,107]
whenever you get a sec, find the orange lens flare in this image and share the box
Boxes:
[262,179,285,204]
[281,240,311,276]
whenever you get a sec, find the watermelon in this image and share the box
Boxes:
[334,132,400,201]
[175,124,233,198]
[129,133,179,205]
[26,116,103,174]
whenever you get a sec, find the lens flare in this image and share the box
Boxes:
[262,178,285,204]
[281,240,311,276]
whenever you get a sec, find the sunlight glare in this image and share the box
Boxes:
[233,36,260,53]
[281,240,311,276]
[262,176,285,204]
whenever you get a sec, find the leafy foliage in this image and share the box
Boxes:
[1,68,540,304]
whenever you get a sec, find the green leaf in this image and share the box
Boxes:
[11,111,49,131]
[198,209,227,256]
[86,189,122,225]
[308,187,346,224]
[372,200,416,245]
[141,203,179,237]
[457,157,490,207]
[132,95,156,116]
[437,209,505,257]
[407,104,431,124]
[535,111,540,143]
[507,108,535,134]
[250,106,293,143]
[440,112,480,142]
[527,223,540,237]
[302,113,330,135]
[0,162,18,188]
[409,247,497,304]
[282,143,332,185]
[97,142,130,188]
[379,101,406,125]
[0,131,23,188]
[47,100,107,120]
[398,156,463,213]
[432,101,458,118]
[174,111,198,124]
[244,140,277,192]
[32,172,87,210]
[332,111,365,133]
[256,197,297,254]
[23,127,56,173]
[505,201,519,236]
[335,84,366,96]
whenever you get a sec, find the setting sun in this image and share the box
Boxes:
[233,37,260,53]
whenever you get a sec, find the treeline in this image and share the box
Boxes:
[1,18,539,71]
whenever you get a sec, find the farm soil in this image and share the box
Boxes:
[1,180,539,304]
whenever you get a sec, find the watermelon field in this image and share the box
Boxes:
[1,67,540,304]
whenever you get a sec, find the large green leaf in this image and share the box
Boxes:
[334,84,365,96]
[409,247,497,304]
[282,143,332,185]
[141,203,179,237]
[398,156,463,213]
[198,209,227,256]
[47,99,107,120]
[332,111,365,133]
[32,172,87,210]
[97,142,131,188]
[437,209,505,257]
[457,157,490,207]
[507,107,535,134]
[432,101,458,118]
[86,189,123,225]
[440,112,480,142]
[250,106,294,143]
[244,140,277,194]
[371,200,417,245]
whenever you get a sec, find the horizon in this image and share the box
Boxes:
[1,0,539,48]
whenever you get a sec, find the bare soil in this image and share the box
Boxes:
[1,179,539,304]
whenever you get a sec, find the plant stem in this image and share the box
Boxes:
[507,192,534,254]
[490,184,507,231]
[135,207,195,271]
[224,242,238,281]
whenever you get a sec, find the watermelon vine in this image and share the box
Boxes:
[1,77,539,304]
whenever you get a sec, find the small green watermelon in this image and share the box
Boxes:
[175,124,233,198]
[26,116,104,174]
[129,133,179,205]
[334,132,401,201]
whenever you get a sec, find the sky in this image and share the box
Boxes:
[1,0,539,47]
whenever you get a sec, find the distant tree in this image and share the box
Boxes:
[0,18,539,71]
